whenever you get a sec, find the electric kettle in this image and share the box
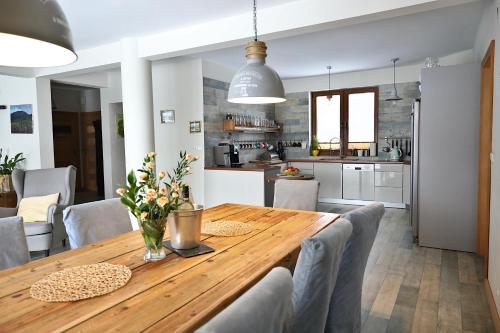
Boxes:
[389,147,403,161]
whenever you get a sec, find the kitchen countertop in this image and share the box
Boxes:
[286,157,411,165]
[205,165,281,172]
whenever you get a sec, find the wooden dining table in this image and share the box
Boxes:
[0,203,339,332]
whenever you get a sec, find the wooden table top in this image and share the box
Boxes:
[0,203,339,333]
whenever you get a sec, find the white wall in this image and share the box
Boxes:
[0,75,42,169]
[283,49,475,93]
[475,0,500,316]
[202,60,235,82]
[35,77,54,168]
[100,70,126,199]
[152,58,205,204]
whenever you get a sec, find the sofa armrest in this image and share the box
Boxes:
[47,204,69,224]
[0,207,17,218]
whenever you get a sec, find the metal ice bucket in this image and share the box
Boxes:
[168,205,204,249]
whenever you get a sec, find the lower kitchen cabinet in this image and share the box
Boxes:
[375,187,402,203]
[403,164,411,205]
[313,163,342,199]
[374,163,403,203]
[285,160,409,208]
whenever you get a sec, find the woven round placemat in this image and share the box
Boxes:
[202,220,253,237]
[30,263,132,302]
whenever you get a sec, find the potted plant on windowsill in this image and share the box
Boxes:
[310,135,320,156]
[0,150,26,193]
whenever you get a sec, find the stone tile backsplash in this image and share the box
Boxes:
[203,78,420,164]
[203,77,276,166]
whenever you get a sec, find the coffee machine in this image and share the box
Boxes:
[214,144,241,167]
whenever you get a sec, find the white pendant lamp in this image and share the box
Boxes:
[386,58,402,102]
[0,0,77,67]
[227,0,285,104]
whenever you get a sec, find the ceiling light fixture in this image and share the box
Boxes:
[227,0,285,104]
[326,65,333,100]
[386,58,402,102]
[0,0,77,67]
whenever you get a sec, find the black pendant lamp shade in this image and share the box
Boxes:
[0,0,77,67]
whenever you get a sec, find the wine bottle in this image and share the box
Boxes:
[178,186,194,211]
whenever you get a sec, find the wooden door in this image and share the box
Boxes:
[80,111,101,192]
[477,40,495,278]
[52,111,82,190]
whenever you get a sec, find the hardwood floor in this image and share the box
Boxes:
[318,204,495,333]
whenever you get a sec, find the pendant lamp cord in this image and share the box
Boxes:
[393,60,396,88]
[253,0,258,41]
[328,66,332,91]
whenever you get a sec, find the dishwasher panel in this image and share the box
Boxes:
[342,164,375,200]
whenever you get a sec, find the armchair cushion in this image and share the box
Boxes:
[17,193,59,223]
[24,221,52,236]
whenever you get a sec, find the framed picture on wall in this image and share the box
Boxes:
[160,110,175,124]
[189,121,201,133]
[10,104,33,134]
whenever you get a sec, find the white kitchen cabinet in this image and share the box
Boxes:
[403,164,411,205]
[375,171,403,187]
[375,163,403,204]
[375,187,402,203]
[313,163,342,200]
[374,164,403,172]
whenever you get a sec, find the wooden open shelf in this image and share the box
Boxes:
[223,119,281,134]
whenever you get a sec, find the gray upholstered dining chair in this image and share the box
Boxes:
[326,203,385,333]
[289,218,353,333]
[63,198,132,249]
[0,166,76,255]
[196,267,294,333]
[273,179,320,211]
[0,216,30,270]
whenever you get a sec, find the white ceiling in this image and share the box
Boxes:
[194,1,485,78]
[57,0,293,50]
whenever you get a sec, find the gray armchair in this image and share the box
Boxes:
[0,166,76,255]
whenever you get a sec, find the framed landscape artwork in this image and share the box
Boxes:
[10,104,33,134]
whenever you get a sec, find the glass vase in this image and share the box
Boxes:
[140,218,167,262]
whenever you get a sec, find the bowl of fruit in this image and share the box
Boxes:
[282,167,301,177]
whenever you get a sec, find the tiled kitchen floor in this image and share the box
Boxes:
[319,203,495,333]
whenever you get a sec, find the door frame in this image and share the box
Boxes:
[477,40,495,278]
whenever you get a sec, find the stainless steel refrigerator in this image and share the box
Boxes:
[410,63,480,252]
